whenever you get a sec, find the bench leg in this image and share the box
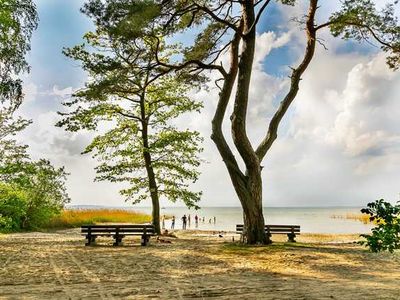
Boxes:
[113,235,123,246]
[141,234,149,246]
[266,233,272,245]
[287,233,296,242]
[85,235,96,246]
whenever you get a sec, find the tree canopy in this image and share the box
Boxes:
[0,0,38,162]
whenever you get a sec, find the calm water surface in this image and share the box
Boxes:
[130,207,372,234]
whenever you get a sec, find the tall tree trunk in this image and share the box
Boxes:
[142,146,161,235]
[140,88,161,235]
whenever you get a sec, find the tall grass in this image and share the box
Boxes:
[45,209,151,229]
[331,213,371,224]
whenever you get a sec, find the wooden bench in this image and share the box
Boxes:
[81,224,155,246]
[236,224,300,243]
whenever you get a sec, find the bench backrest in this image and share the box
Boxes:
[236,224,300,234]
[81,224,155,235]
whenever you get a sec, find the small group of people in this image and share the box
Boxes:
[161,214,216,230]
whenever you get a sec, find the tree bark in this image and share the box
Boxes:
[139,82,161,235]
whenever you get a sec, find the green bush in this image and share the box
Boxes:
[359,199,400,253]
[0,159,70,231]
[0,183,28,232]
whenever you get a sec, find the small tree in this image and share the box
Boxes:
[58,6,203,234]
[360,199,400,253]
[0,159,70,229]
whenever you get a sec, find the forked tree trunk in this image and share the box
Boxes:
[230,167,268,244]
[241,186,269,244]
[211,0,318,245]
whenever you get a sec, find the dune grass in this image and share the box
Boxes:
[44,209,151,229]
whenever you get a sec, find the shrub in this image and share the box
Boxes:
[0,183,28,232]
[359,199,400,253]
[0,159,70,231]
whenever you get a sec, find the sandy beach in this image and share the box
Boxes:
[0,229,399,299]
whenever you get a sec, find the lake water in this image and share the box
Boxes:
[129,206,372,234]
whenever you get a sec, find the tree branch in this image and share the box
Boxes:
[255,0,318,161]
[244,0,272,36]
[211,23,246,183]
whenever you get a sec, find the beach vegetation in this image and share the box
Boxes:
[44,209,151,229]
[92,0,400,244]
[0,160,70,231]
[0,1,71,233]
[330,213,372,224]
[360,199,400,253]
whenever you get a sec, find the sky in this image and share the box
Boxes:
[16,0,400,208]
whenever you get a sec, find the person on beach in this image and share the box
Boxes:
[195,215,199,227]
[171,216,175,229]
[202,217,205,223]
[162,215,166,229]
[188,214,191,227]
[209,218,212,224]
[182,214,187,230]
[213,216,216,224]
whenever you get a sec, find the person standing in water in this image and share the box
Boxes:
[171,216,175,229]
[213,216,216,224]
[161,215,166,229]
[195,215,199,228]
[188,214,191,227]
[182,214,187,230]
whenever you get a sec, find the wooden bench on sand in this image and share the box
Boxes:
[81,224,156,246]
[236,224,300,243]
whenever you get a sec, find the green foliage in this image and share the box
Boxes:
[0,160,70,230]
[329,0,400,69]
[0,183,28,232]
[359,199,400,253]
[59,4,203,209]
[0,1,70,232]
[0,0,37,161]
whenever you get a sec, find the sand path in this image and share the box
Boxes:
[0,230,399,299]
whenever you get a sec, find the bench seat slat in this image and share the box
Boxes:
[236,224,301,235]
[83,233,156,236]
[81,224,154,229]
[81,228,155,233]
[236,225,300,229]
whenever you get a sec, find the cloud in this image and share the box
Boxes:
[22,83,38,103]
[49,85,74,98]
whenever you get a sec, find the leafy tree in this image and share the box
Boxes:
[58,8,203,234]
[360,199,400,253]
[0,1,70,231]
[0,159,70,229]
[88,0,399,244]
[0,0,38,160]
[0,182,28,232]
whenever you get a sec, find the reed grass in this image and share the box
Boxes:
[330,213,372,224]
[45,209,151,229]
